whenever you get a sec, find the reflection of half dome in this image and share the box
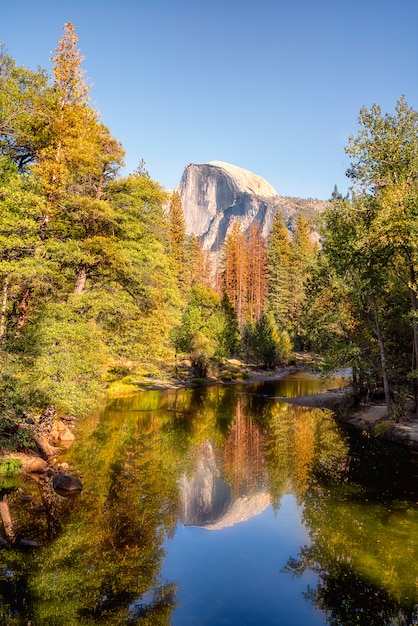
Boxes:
[179,440,270,529]
[203,492,271,531]
[179,442,232,526]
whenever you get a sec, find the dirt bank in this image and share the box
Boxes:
[280,388,418,452]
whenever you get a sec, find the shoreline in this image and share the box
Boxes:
[279,388,418,452]
[134,367,418,452]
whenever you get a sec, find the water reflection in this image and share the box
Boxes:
[0,375,416,625]
[179,399,270,529]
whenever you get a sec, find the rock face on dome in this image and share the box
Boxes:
[178,161,281,251]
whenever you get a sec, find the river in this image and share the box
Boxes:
[0,372,417,625]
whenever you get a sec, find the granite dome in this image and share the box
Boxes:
[178,161,281,252]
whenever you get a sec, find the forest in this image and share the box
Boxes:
[1,22,418,440]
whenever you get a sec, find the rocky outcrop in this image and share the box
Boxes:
[178,161,280,252]
[177,161,329,252]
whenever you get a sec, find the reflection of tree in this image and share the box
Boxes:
[0,404,184,624]
[1,383,416,623]
[222,395,266,497]
[263,402,347,507]
[285,550,418,626]
[283,431,418,624]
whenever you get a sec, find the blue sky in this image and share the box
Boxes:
[3,0,418,199]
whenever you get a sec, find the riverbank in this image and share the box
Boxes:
[280,388,418,452]
[131,365,298,391]
[131,363,418,453]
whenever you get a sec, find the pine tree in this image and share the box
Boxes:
[267,209,292,329]
[167,191,187,289]
[34,22,124,205]
[290,215,317,347]
[220,291,241,356]
[185,233,212,287]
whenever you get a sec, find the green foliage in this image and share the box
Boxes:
[167,190,187,289]
[174,284,220,353]
[0,24,184,424]
[219,292,241,357]
[267,209,292,329]
[243,310,292,367]
[0,457,21,475]
[310,98,418,407]
[174,284,226,375]
[23,302,109,416]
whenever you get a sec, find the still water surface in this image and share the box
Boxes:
[1,372,417,625]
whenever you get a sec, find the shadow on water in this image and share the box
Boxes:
[0,373,416,624]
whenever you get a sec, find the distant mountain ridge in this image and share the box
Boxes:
[177,161,329,250]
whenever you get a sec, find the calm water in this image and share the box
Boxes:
[1,372,417,625]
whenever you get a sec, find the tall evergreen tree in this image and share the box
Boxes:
[219,291,241,356]
[290,215,317,348]
[267,210,292,329]
[185,233,212,287]
[167,190,187,289]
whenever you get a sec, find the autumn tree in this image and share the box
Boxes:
[0,25,181,419]
[222,220,248,325]
[246,222,267,322]
[34,22,124,206]
[185,233,212,287]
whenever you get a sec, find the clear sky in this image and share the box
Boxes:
[3,0,418,200]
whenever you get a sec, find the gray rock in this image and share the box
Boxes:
[52,473,83,497]
[178,161,280,252]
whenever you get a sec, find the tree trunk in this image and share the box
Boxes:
[408,263,418,417]
[34,405,58,459]
[0,276,9,340]
[0,494,16,543]
[16,287,31,331]
[74,266,87,295]
[374,303,392,411]
[38,474,61,538]
[352,364,359,401]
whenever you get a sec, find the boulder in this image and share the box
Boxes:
[52,473,83,497]
[49,420,75,447]
[26,458,49,474]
